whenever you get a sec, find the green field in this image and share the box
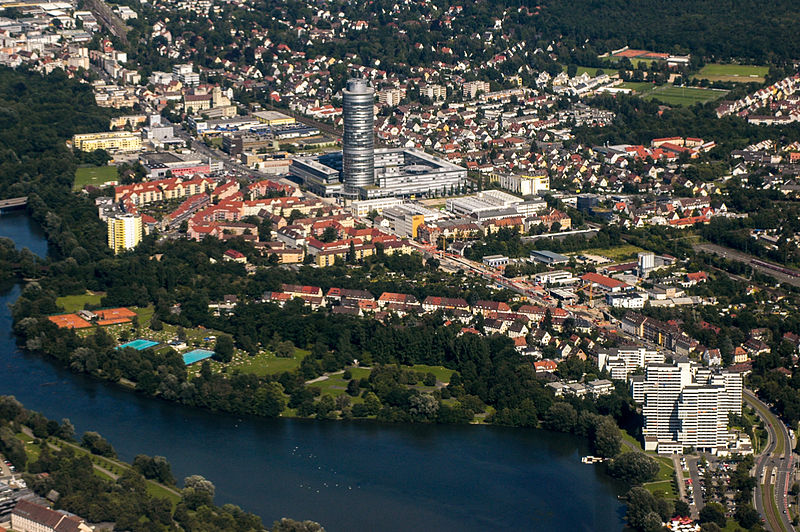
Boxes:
[696,63,769,83]
[74,165,118,190]
[56,292,105,312]
[618,81,655,92]
[229,348,311,376]
[409,364,454,383]
[617,82,727,105]
[643,85,728,106]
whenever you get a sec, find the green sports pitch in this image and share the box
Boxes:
[696,63,768,83]
[642,85,728,106]
[74,166,118,191]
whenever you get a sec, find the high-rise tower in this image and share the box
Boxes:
[342,78,375,196]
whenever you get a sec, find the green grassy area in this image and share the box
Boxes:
[146,481,181,507]
[643,85,729,106]
[575,244,646,262]
[696,63,768,83]
[643,479,676,498]
[133,306,155,327]
[307,371,352,397]
[620,429,644,452]
[56,292,105,313]
[618,81,656,92]
[74,165,118,191]
[229,348,311,376]
[409,364,454,383]
[562,65,609,77]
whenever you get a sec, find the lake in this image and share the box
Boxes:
[0,212,627,531]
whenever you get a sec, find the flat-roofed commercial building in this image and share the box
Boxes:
[291,148,466,199]
[253,110,296,126]
[72,131,141,153]
[530,250,569,265]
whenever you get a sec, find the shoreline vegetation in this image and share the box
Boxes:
[0,395,323,532]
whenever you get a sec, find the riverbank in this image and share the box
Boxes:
[0,212,628,531]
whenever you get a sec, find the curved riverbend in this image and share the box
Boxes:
[0,213,627,531]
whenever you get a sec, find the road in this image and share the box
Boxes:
[693,242,800,288]
[746,389,795,532]
[687,456,704,514]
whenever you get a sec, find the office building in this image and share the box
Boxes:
[172,63,199,86]
[342,78,375,196]
[107,213,142,253]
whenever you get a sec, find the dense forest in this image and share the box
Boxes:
[536,0,800,62]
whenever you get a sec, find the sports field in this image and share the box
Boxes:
[642,85,728,106]
[696,63,768,83]
[74,166,118,191]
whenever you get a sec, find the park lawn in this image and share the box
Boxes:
[133,305,155,326]
[652,455,676,482]
[56,292,105,313]
[643,85,728,106]
[409,364,454,384]
[642,480,675,498]
[146,481,181,506]
[74,165,118,191]
[229,348,311,376]
[308,372,350,397]
[576,244,646,262]
[696,63,768,83]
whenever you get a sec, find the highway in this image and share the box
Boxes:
[746,389,795,532]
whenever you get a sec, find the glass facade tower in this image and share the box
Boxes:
[342,78,375,196]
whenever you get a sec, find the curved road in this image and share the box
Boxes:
[746,389,794,532]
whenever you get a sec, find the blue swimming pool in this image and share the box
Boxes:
[182,349,215,365]
[117,339,160,351]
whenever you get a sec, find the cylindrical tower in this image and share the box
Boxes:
[342,78,375,196]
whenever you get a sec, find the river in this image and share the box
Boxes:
[0,211,627,531]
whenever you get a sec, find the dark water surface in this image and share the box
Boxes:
[0,214,626,531]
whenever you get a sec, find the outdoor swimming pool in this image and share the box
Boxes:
[182,349,215,365]
[117,339,160,351]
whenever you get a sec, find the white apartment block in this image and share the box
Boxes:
[636,360,743,454]
[498,174,550,196]
[598,346,664,381]
[462,80,491,99]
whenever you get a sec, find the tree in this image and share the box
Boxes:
[214,334,234,363]
[593,418,621,458]
[183,474,216,509]
[346,379,360,397]
[275,341,295,358]
[408,393,439,421]
[673,499,690,517]
[81,431,116,458]
[544,402,577,433]
[734,504,760,528]
[271,518,325,532]
[423,372,437,386]
[607,452,659,484]
[698,503,726,528]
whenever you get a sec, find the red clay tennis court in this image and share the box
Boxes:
[48,314,91,329]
